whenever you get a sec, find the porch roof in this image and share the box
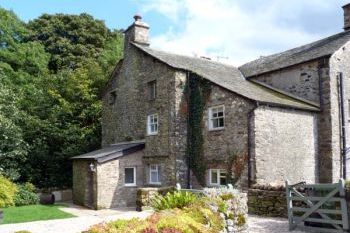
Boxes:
[71,140,145,163]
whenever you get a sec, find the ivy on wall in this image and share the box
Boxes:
[187,74,211,186]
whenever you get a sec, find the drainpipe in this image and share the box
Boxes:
[247,102,259,188]
[338,72,347,180]
[186,71,191,189]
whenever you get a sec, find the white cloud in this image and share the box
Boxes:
[138,0,348,66]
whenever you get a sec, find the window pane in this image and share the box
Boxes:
[220,170,227,185]
[151,171,158,183]
[219,118,224,127]
[213,119,219,128]
[211,170,218,184]
[125,168,135,184]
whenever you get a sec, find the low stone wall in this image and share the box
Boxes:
[248,186,287,217]
[204,188,248,233]
[136,186,175,210]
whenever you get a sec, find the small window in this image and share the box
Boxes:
[124,167,136,186]
[209,169,227,186]
[209,106,225,130]
[108,91,116,105]
[148,81,157,100]
[147,114,158,135]
[149,164,161,184]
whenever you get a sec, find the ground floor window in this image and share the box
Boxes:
[124,167,136,186]
[149,164,161,184]
[209,169,227,186]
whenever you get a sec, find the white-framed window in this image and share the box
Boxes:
[149,164,161,184]
[209,105,225,130]
[147,114,158,135]
[209,169,227,186]
[148,80,157,100]
[124,167,136,186]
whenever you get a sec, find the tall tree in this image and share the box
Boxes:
[27,13,118,72]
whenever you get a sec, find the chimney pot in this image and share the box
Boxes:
[343,3,350,30]
[134,14,142,22]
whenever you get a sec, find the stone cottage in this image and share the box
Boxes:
[72,4,350,209]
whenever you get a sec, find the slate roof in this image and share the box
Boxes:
[71,140,145,163]
[239,30,350,77]
[133,43,319,111]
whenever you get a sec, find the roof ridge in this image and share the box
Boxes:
[131,42,236,69]
[239,30,350,75]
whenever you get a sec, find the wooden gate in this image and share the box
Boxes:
[286,179,349,233]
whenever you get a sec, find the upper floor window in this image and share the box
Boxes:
[209,169,227,186]
[108,90,117,105]
[147,114,158,135]
[124,167,136,186]
[149,164,161,184]
[148,80,157,100]
[209,105,225,130]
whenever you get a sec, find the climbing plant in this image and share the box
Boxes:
[187,74,211,186]
[226,148,248,185]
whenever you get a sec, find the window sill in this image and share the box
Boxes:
[124,184,137,187]
[208,127,225,132]
[149,182,162,186]
[147,133,158,136]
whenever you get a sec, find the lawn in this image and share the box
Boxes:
[1,204,76,224]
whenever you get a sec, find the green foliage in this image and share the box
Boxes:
[14,183,39,206]
[0,7,124,188]
[187,75,211,186]
[219,193,234,201]
[236,214,246,227]
[27,13,122,72]
[151,191,198,211]
[1,204,75,224]
[218,201,228,213]
[0,176,17,208]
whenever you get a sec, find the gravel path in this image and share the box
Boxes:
[248,215,306,233]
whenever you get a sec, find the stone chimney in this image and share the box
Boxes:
[124,14,150,47]
[343,4,350,30]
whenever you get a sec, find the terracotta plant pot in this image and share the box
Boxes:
[39,193,55,205]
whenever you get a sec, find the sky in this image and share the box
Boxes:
[0,0,349,65]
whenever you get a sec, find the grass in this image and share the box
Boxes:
[0,204,75,224]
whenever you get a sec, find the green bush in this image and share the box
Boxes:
[14,183,39,206]
[0,175,17,208]
[151,191,198,211]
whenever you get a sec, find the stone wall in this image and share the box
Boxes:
[330,41,350,180]
[251,106,318,185]
[96,150,144,209]
[248,187,287,217]
[250,60,320,103]
[102,45,183,186]
[202,85,255,189]
[72,160,96,208]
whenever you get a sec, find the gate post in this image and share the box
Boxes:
[285,180,294,230]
